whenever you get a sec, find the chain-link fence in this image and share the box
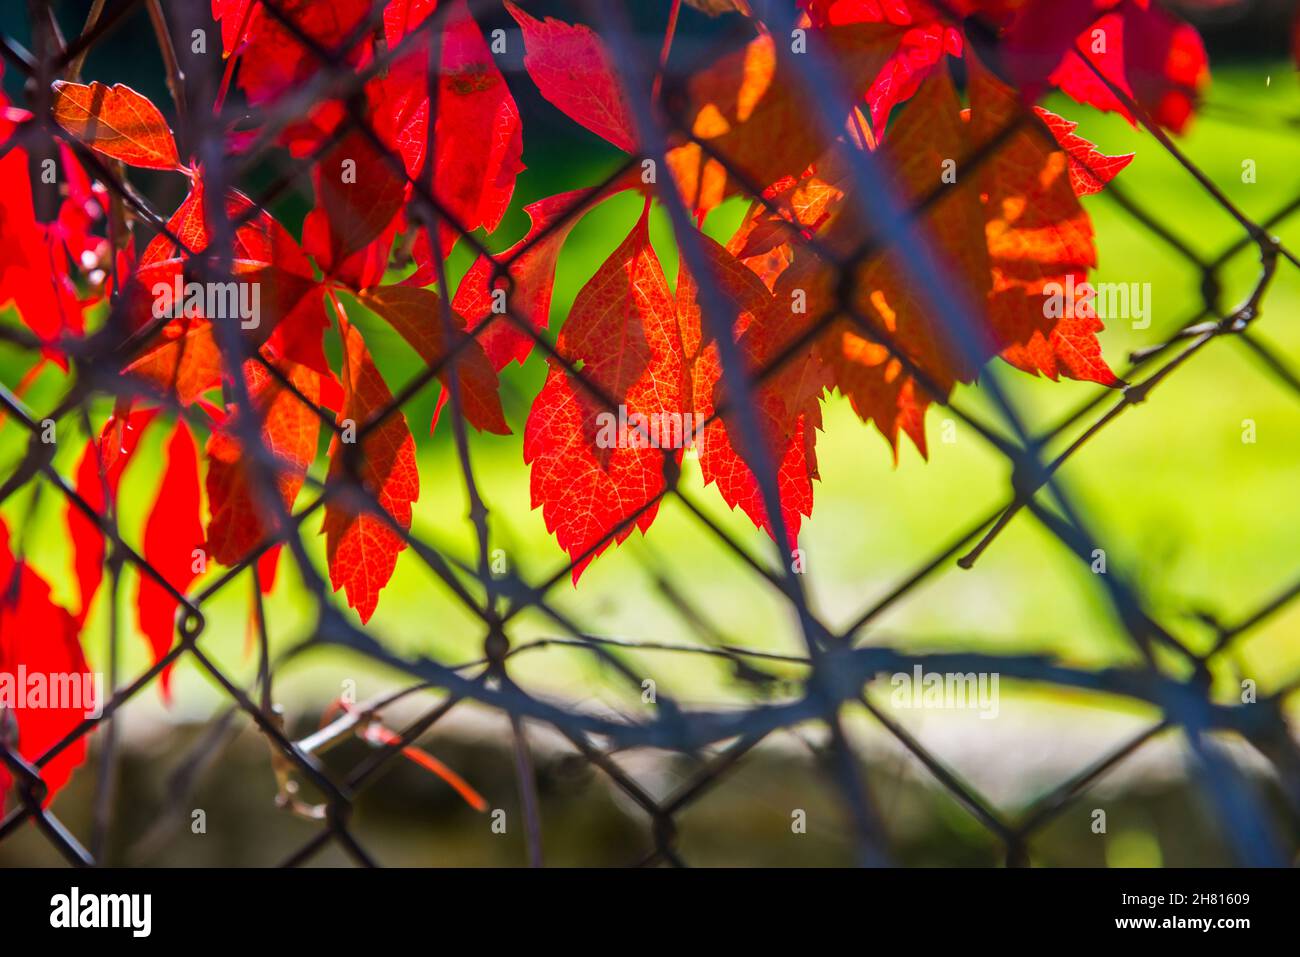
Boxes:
[1,0,1298,867]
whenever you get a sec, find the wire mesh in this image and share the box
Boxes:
[0,0,1298,867]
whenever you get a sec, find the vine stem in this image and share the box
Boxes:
[66,0,106,81]
[146,0,187,135]
[651,0,682,106]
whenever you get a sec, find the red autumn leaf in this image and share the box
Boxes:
[805,1,1211,135]
[128,178,333,384]
[789,70,992,452]
[135,420,204,701]
[256,544,283,594]
[50,81,182,171]
[1009,0,1209,134]
[280,14,431,188]
[430,0,525,253]
[226,0,374,106]
[321,316,419,623]
[383,0,439,45]
[302,129,409,284]
[998,0,1112,100]
[800,0,965,129]
[505,1,638,152]
[118,259,325,406]
[685,232,830,545]
[51,142,110,274]
[523,205,685,579]
[450,184,630,371]
[524,206,829,563]
[357,286,509,435]
[730,169,845,266]
[0,137,95,366]
[205,357,325,565]
[120,298,225,407]
[0,519,95,805]
[66,408,157,626]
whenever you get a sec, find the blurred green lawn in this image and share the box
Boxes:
[3,63,1299,722]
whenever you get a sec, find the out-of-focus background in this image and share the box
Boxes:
[1,0,1299,865]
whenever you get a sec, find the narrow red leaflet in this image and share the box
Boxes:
[383,0,438,45]
[212,0,255,57]
[431,0,525,253]
[321,316,419,622]
[205,358,324,564]
[50,81,182,171]
[135,420,204,701]
[257,544,283,594]
[66,408,157,625]
[505,2,638,152]
[0,519,95,804]
[0,147,92,366]
[523,206,685,580]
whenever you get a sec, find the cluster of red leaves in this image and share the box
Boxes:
[0,0,1223,802]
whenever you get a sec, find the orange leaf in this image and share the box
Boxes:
[753,61,1126,460]
[122,314,224,407]
[51,81,181,171]
[666,24,903,215]
[1034,107,1134,197]
[138,179,332,379]
[968,58,1121,387]
[772,70,991,455]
